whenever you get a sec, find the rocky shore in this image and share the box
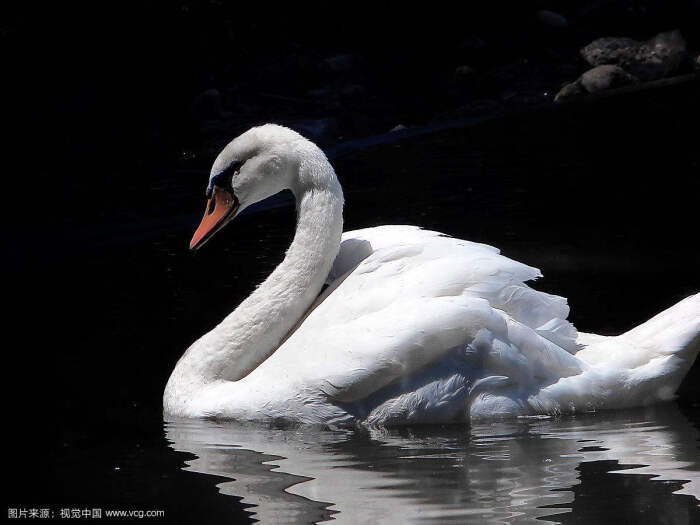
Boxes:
[170,3,700,161]
[555,29,695,102]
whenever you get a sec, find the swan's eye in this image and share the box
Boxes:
[221,160,245,180]
[208,159,245,197]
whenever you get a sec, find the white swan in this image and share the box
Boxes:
[164,124,699,424]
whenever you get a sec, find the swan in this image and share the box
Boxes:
[164,124,699,425]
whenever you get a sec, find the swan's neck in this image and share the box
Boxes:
[164,155,343,411]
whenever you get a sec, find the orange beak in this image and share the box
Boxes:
[189,186,239,250]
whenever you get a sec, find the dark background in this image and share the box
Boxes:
[4,1,700,522]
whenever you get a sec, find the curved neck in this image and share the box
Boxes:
[165,154,343,409]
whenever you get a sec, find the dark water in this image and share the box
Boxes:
[165,406,700,524]
[10,79,699,522]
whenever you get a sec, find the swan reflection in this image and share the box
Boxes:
[165,406,700,524]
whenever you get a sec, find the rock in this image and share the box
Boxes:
[580,30,686,81]
[580,65,637,93]
[555,64,638,103]
[554,80,585,103]
[537,10,568,30]
[580,37,638,66]
[454,65,477,79]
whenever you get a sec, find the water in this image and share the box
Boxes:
[166,407,700,524]
[13,79,699,522]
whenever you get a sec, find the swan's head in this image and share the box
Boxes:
[190,124,316,250]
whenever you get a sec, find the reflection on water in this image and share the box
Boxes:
[165,405,700,524]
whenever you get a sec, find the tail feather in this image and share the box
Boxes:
[530,293,699,414]
[577,293,700,370]
[624,293,700,359]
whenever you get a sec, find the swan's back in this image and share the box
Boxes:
[331,226,580,353]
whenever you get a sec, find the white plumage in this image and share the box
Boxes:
[163,124,699,425]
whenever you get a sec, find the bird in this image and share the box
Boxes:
[163,124,699,425]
